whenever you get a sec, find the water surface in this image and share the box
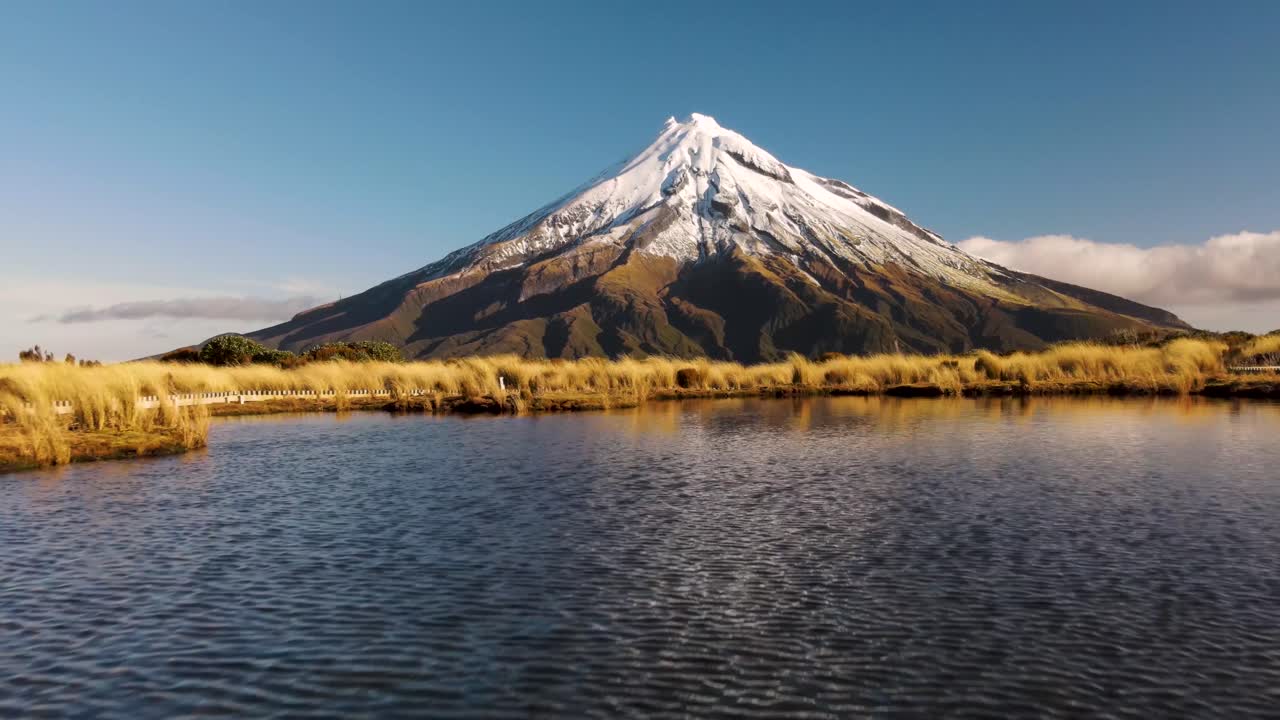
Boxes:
[3,397,1280,718]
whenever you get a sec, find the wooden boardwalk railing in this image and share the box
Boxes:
[23,388,429,416]
[1228,367,1280,375]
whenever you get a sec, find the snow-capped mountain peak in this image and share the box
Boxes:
[424,114,999,291]
[247,114,1190,361]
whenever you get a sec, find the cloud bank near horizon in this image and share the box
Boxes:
[1,277,349,362]
[957,231,1280,332]
[37,296,324,325]
[956,230,1280,306]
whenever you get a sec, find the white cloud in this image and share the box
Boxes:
[0,279,332,363]
[44,296,322,324]
[958,230,1280,332]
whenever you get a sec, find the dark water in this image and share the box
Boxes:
[3,397,1280,718]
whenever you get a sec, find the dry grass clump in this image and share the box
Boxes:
[968,338,1225,393]
[0,405,70,467]
[1240,335,1280,365]
[807,353,971,393]
[0,361,212,470]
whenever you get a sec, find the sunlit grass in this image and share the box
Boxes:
[0,338,1237,470]
[1240,335,1280,364]
[0,338,1232,404]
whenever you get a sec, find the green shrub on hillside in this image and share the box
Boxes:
[192,337,398,366]
[303,341,403,363]
[198,335,267,366]
[352,341,403,362]
[250,348,298,367]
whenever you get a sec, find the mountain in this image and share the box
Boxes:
[246,114,1189,361]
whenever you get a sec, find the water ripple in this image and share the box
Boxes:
[2,397,1280,717]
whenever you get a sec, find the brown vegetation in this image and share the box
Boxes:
[3,337,1274,473]
[1239,335,1280,366]
[0,395,208,472]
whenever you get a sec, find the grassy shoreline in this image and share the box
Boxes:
[3,339,1278,473]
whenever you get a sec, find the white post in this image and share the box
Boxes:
[499,375,506,391]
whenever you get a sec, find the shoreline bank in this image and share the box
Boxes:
[4,374,1277,474]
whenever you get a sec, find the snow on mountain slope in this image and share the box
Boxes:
[417,114,999,292]
[243,113,1189,361]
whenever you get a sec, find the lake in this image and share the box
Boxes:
[3,397,1280,718]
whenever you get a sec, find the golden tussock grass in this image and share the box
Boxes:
[968,338,1228,394]
[1240,335,1280,364]
[0,338,1240,470]
[0,361,212,470]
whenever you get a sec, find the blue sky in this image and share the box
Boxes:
[3,0,1279,359]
